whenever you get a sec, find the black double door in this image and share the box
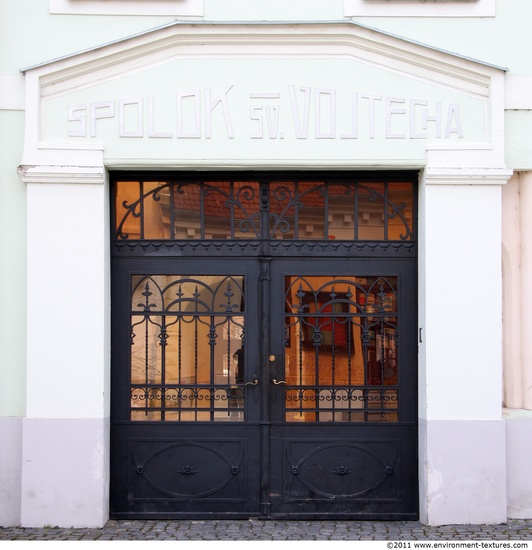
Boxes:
[110,253,418,520]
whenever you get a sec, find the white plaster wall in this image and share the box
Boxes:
[424,184,503,420]
[21,418,109,528]
[419,180,507,525]
[502,174,522,409]
[26,182,109,419]
[417,172,429,523]
[21,177,110,527]
[425,419,507,525]
[505,411,532,518]
[0,109,26,527]
[0,418,23,526]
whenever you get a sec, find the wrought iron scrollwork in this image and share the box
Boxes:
[284,275,399,422]
[113,177,415,243]
[115,180,262,240]
[130,274,246,422]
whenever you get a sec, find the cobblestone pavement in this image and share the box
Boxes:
[0,519,531,541]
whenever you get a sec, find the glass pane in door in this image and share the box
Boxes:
[284,275,399,422]
[130,274,246,422]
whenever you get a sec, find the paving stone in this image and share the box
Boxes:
[0,519,531,540]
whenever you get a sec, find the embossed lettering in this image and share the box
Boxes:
[315,88,336,139]
[360,94,382,139]
[67,104,87,137]
[289,85,311,139]
[90,101,114,138]
[148,96,172,138]
[385,96,406,139]
[205,85,234,139]
[176,90,201,139]
[340,92,358,139]
[119,98,143,138]
[445,103,463,138]
[65,86,466,142]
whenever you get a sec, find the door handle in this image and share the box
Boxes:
[271,378,286,385]
[245,376,259,386]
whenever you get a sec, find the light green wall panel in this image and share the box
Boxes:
[0,110,26,416]
[505,111,532,171]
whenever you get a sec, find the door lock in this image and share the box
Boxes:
[269,354,276,362]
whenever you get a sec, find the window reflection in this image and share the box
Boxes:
[130,274,246,422]
[283,275,399,423]
[114,178,414,242]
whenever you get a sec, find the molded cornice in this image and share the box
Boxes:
[24,22,500,100]
[425,166,513,186]
[18,165,105,185]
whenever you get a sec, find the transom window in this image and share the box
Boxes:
[113,176,415,242]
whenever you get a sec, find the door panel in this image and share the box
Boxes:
[268,259,418,518]
[267,425,417,519]
[110,259,262,518]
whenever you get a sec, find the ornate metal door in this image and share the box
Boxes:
[267,260,418,519]
[110,172,418,519]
